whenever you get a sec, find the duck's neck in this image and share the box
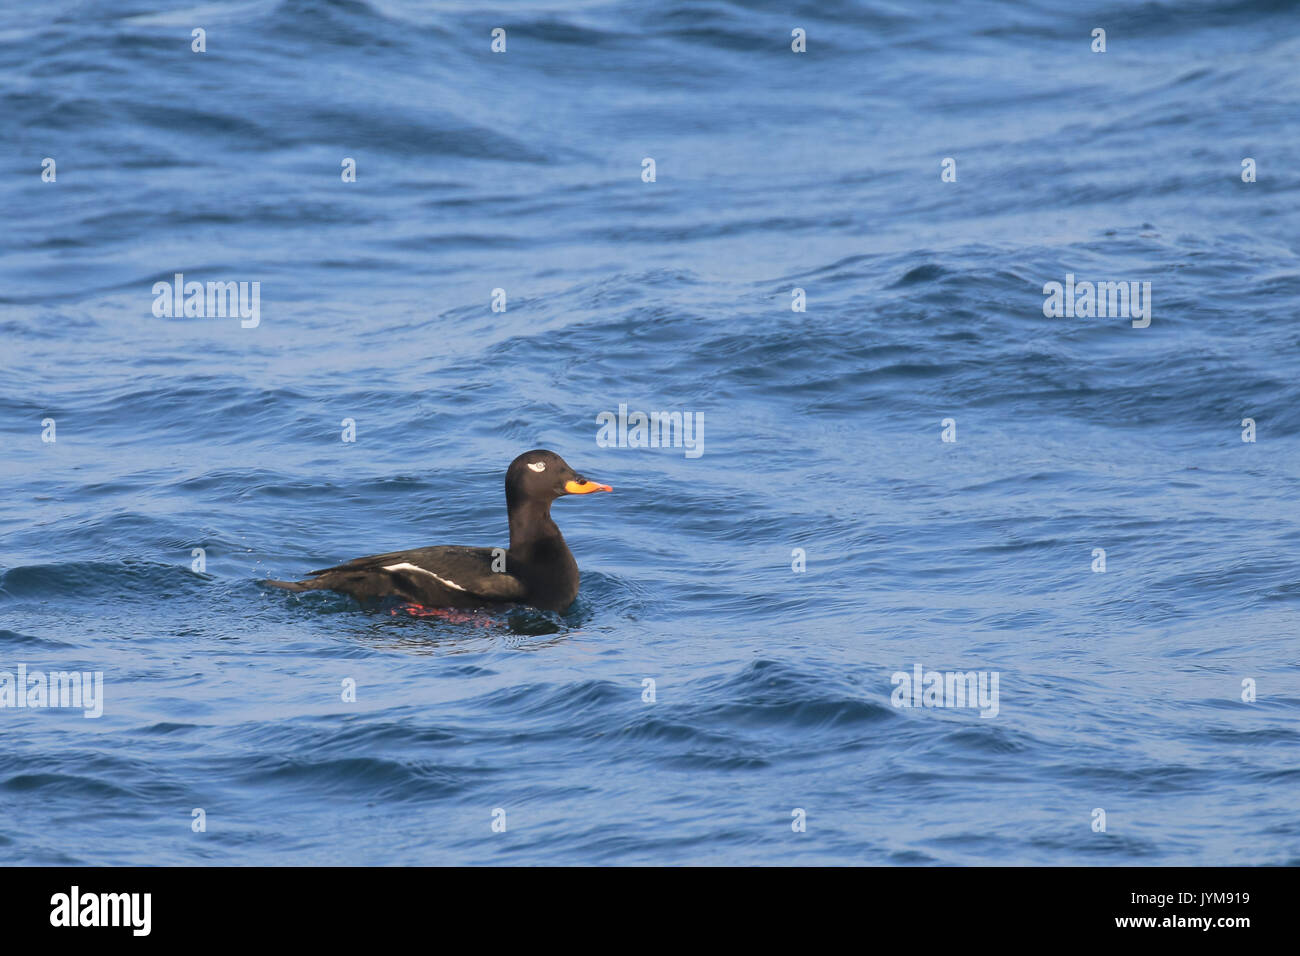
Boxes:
[507,498,562,553]
[506,495,580,608]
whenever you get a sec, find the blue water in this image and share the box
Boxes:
[3,0,1299,866]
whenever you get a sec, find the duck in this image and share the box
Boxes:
[263,450,612,613]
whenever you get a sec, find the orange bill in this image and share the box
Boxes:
[564,477,613,494]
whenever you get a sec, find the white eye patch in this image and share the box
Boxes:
[527,461,546,472]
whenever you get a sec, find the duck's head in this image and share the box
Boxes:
[506,449,612,507]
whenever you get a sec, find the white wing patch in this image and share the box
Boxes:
[382,562,467,591]
[527,461,546,472]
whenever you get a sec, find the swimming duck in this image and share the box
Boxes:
[264,450,611,613]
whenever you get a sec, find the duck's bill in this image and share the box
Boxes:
[564,478,613,494]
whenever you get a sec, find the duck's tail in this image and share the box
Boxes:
[261,577,325,591]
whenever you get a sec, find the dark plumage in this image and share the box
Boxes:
[263,450,612,613]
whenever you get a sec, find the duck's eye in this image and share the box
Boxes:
[527,461,546,473]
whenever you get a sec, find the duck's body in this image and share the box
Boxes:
[264,450,611,613]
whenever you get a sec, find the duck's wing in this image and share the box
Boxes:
[300,545,526,606]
